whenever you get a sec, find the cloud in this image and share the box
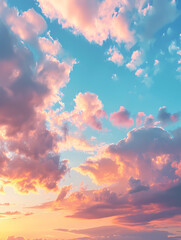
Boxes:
[141,0,179,39]
[126,50,143,71]
[135,68,144,77]
[73,92,107,130]
[112,73,118,81]
[107,47,124,66]
[7,237,25,240]
[37,0,134,45]
[128,177,149,194]
[136,112,145,126]
[110,106,134,128]
[154,59,159,65]
[38,36,61,56]
[6,8,46,42]
[37,0,179,47]
[144,114,155,128]
[56,185,72,201]
[56,226,181,240]
[158,106,180,126]
[0,5,74,192]
[77,158,122,185]
[56,92,107,131]
[76,126,181,187]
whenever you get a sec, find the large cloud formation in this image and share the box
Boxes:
[36,0,179,46]
[0,2,74,193]
[30,126,181,232]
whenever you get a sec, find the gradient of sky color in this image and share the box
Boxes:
[0,0,181,239]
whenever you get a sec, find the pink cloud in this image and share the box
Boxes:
[136,112,146,126]
[110,106,134,128]
[77,158,121,185]
[110,14,134,45]
[59,135,98,153]
[7,237,25,240]
[56,92,107,131]
[0,149,69,193]
[38,36,61,56]
[74,92,107,129]
[126,50,143,71]
[37,0,134,45]
[75,126,181,187]
[0,11,74,193]
[135,68,143,77]
[158,106,180,126]
[154,59,159,65]
[107,47,124,66]
[144,114,155,128]
[6,8,47,41]
[56,185,72,201]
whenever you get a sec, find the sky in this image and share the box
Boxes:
[0,0,181,239]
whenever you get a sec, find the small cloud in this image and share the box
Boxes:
[110,106,134,128]
[168,41,179,53]
[135,68,143,77]
[112,73,118,81]
[154,59,159,66]
[107,47,124,66]
[126,50,143,71]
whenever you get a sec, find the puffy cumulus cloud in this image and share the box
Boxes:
[0,22,47,136]
[31,178,181,227]
[38,36,61,56]
[5,7,46,42]
[107,127,181,182]
[37,55,73,106]
[109,13,134,45]
[37,0,179,46]
[126,50,143,71]
[59,135,98,153]
[136,112,146,126]
[73,92,107,130]
[55,92,107,131]
[37,0,135,45]
[0,6,74,192]
[56,226,181,240]
[144,114,155,128]
[110,106,134,128]
[56,183,181,224]
[75,126,181,187]
[0,147,69,193]
[135,68,143,77]
[64,184,181,227]
[107,46,124,66]
[76,158,122,185]
[158,106,180,126]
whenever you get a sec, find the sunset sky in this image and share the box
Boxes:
[0,0,181,239]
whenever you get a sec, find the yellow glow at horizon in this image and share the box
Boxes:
[0,209,114,240]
